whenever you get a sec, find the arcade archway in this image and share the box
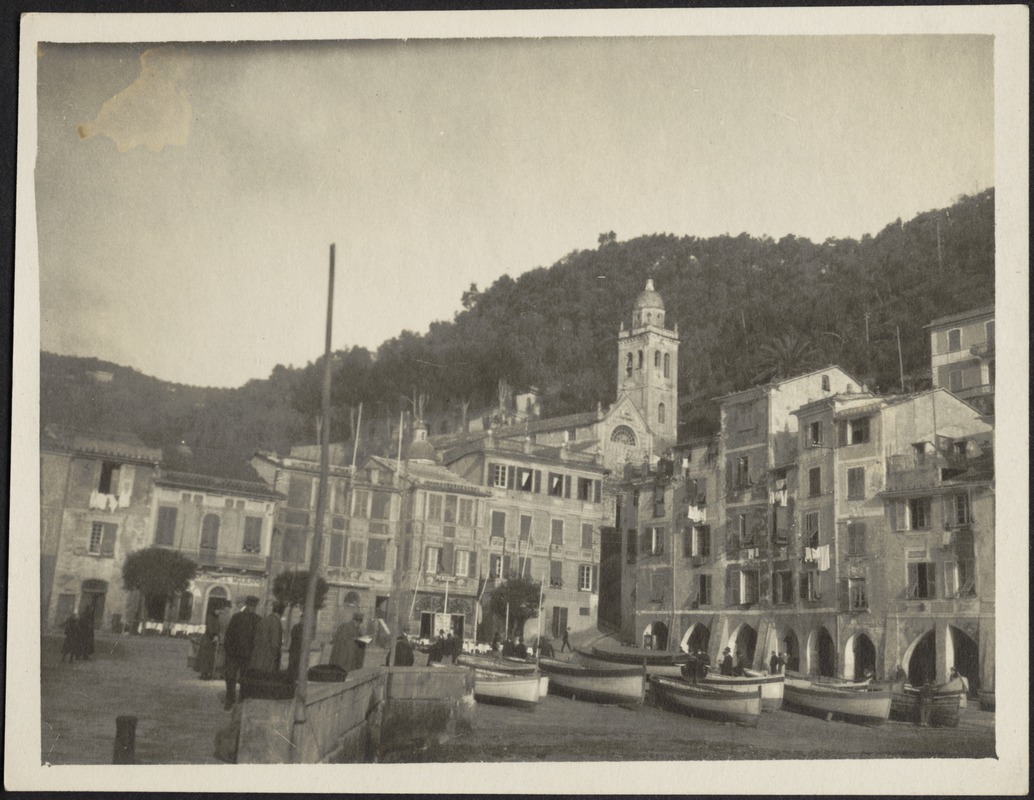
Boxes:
[845,632,877,680]
[949,625,980,695]
[807,626,836,677]
[729,623,758,670]
[681,623,710,654]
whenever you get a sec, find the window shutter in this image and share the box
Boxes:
[593,480,601,503]
[490,554,500,577]
[727,568,740,605]
[837,421,848,447]
[927,565,936,598]
[533,470,541,493]
[640,529,650,554]
[889,501,898,531]
[442,542,454,573]
[329,534,344,567]
[943,561,956,598]
[487,463,496,484]
[468,550,478,578]
[100,523,117,557]
[564,475,571,498]
[591,565,598,592]
[506,466,515,489]
[838,578,849,611]
[503,554,511,577]
[906,563,918,597]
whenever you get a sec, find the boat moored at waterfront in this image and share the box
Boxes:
[782,680,892,725]
[890,680,964,726]
[703,671,784,711]
[573,646,687,679]
[472,670,542,709]
[456,654,538,675]
[538,657,645,705]
[650,677,763,727]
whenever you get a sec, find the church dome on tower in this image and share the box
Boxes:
[633,278,665,327]
[405,419,437,463]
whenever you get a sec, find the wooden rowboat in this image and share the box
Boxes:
[704,671,784,712]
[650,677,763,728]
[783,681,891,725]
[456,654,538,675]
[574,646,687,679]
[889,682,962,727]
[539,657,645,705]
[472,670,541,709]
[783,670,874,690]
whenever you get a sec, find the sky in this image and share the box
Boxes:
[34,34,994,388]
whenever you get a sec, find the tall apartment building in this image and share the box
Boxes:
[443,426,610,641]
[40,425,162,631]
[926,305,995,417]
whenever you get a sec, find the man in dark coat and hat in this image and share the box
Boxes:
[77,601,96,660]
[720,647,734,676]
[222,596,261,709]
[330,612,366,672]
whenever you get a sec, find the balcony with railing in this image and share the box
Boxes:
[195,548,268,572]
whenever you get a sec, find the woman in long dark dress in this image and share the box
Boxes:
[61,612,80,662]
[196,608,219,679]
[77,603,96,661]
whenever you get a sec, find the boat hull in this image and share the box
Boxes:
[890,690,961,727]
[783,683,891,725]
[703,672,784,711]
[651,677,762,727]
[472,672,541,709]
[539,658,645,705]
[575,647,688,679]
[457,654,538,675]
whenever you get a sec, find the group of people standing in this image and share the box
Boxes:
[60,604,96,663]
[219,596,288,710]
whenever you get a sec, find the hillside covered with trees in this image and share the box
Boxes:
[41,188,994,460]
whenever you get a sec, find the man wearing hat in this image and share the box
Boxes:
[720,646,734,676]
[330,611,366,672]
[222,596,261,710]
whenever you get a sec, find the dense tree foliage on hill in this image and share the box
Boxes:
[41,189,994,458]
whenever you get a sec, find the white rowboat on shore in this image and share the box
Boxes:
[539,657,645,705]
[650,677,763,727]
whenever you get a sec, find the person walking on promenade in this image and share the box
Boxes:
[769,651,779,675]
[560,627,572,653]
[287,614,305,681]
[250,600,285,674]
[720,647,734,676]
[60,611,80,663]
[77,602,96,661]
[330,612,366,672]
[222,596,261,710]
[196,606,220,680]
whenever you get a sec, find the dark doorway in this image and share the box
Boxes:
[205,587,230,621]
[733,624,758,670]
[908,630,936,685]
[684,624,710,654]
[782,628,801,672]
[552,606,569,639]
[950,625,980,695]
[852,633,877,680]
[81,579,107,629]
[816,627,836,677]
[651,621,669,651]
[177,592,194,623]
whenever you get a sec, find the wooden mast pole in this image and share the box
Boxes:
[291,244,335,762]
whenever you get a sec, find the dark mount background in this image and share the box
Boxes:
[41,188,994,463]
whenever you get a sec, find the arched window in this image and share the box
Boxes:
[658,403,666,424]
[637,350,643,369]
[611,426,637,446]
[663,352,670,378]
[654,351,661,369]
[343,591,360,606]
[625,352,633,376]
[201,514,220,550]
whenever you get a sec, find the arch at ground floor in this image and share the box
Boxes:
[888,615,993,692]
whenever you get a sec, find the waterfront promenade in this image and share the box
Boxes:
[41,632,994,764]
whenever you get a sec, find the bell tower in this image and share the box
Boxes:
[616,279,679,450]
